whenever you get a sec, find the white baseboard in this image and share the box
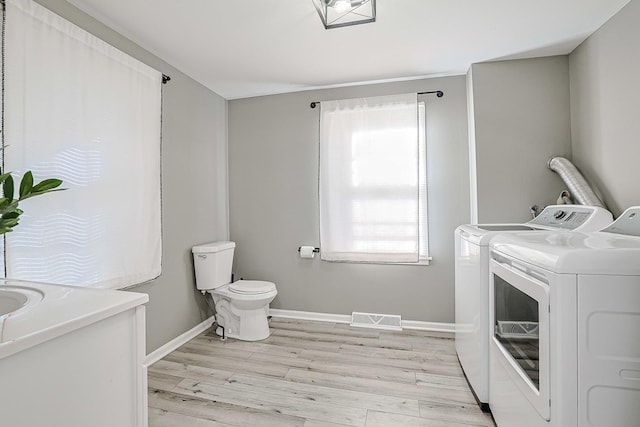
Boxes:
[269,308,455,333]
[269,308,351,324]
[144,315,215,367]
[402,320,455,333]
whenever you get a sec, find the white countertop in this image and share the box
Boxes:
[0,278,148,359]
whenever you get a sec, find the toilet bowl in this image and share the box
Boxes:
[211,280,277,341]
[192,241,277,341]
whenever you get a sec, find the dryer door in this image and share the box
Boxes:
[490,257,550,421]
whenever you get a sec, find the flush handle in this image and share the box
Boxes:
[197,254,207,259]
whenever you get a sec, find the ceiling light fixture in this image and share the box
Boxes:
[312,0,376,30]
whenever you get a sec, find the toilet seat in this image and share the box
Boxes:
[229,280,276,295]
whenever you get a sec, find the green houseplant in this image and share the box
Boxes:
[0,168,63,234]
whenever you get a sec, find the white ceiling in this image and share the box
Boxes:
[66,0,630,100]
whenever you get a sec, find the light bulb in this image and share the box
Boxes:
[332,0,351,13]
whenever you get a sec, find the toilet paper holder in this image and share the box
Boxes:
[298,246,320,253]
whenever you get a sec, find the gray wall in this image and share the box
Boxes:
[569,0,640,217]
[468,56,572,223]
[228,76,469,323]
[35,0,229,353]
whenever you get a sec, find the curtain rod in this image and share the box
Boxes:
[309,90,443,109]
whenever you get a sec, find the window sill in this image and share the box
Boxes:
[321,257,432,266]
[396,257,432,266]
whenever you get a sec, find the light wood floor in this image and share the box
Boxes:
[148,317,495,427]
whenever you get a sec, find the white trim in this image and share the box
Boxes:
[269,309,455,333]
[321,257,433,266]
[143,315,215,367]
[395,257,433,266]
[402,319,455,332]
[226,72,466,100]
[269,308,351,324]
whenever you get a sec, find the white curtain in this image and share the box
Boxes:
[3,0,162,289]
[319,93,422,263]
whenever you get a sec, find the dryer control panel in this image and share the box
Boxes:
[527,205,612,231]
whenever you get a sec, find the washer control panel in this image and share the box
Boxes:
[554,210,568,219]
[527,205,612,231]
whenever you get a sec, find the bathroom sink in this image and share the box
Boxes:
[0,290,28,316]
[0,286,43,317]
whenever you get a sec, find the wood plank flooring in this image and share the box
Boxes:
[148,318,495,427]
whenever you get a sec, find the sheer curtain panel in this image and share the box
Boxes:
[319,93,422,263]
[3,0,162,288]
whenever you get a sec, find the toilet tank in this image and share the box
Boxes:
[192,241,236,291]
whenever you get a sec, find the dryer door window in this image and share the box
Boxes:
[494,275,540,389]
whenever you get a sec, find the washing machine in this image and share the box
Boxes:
[488,206,640,427]
[454,205,612,408]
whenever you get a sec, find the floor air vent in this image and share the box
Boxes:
[350,312,402,331]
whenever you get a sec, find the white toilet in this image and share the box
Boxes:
[192,241,277,341]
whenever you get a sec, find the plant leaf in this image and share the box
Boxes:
[2,211,21,219]
[0,173,11,186]
[30,178,63,194]
[3,175,14,201]
[4,200,19,212]
[19,171,34,199]
[0,217,19,228]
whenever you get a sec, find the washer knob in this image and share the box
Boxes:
[554,210,566,219]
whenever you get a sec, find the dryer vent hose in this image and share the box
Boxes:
[547,156,606,209]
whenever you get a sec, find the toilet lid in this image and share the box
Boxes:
[229,280,276,294]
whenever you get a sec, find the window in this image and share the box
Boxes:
[319,93,429,264]
[2,0,162,289]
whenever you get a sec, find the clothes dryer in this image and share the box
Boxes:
[488,206,640,427]
[454,205,612,408]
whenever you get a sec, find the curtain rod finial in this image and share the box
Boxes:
[417,90,444,97]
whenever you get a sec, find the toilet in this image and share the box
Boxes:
[192,241,277,341]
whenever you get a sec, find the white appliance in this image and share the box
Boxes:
[488,206,640,427]
[192,241,277,341]
[454,205,612,407]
